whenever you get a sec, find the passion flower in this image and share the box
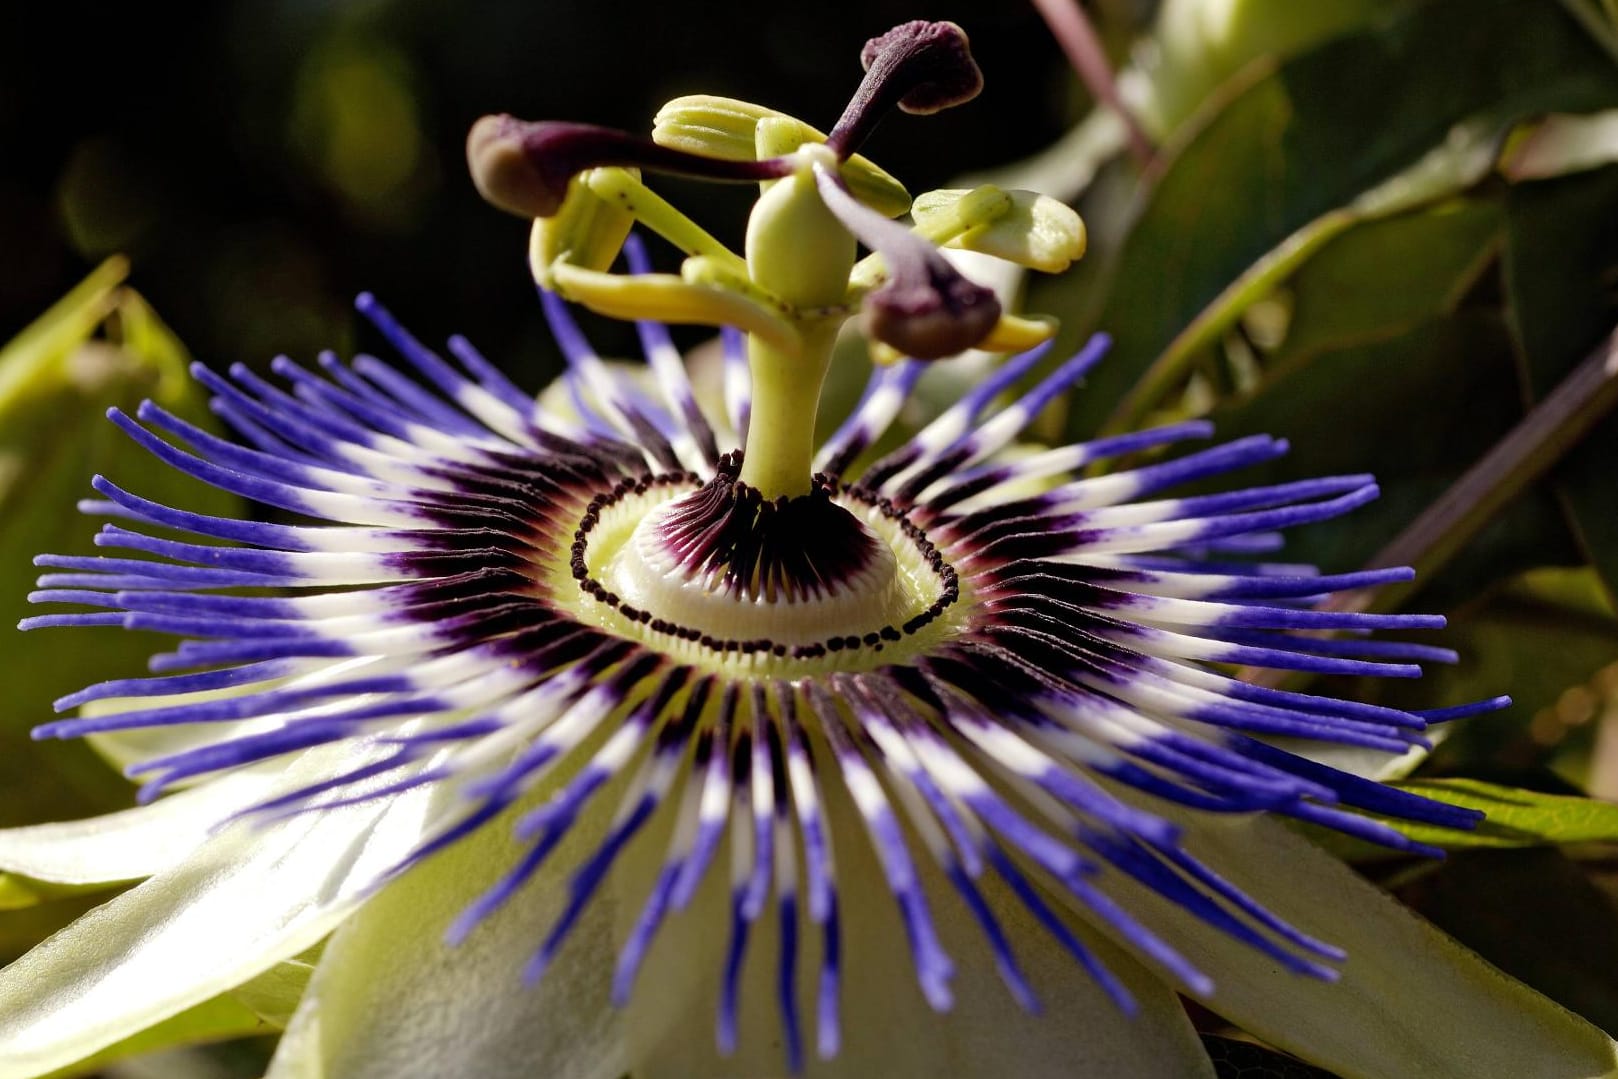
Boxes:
[2,19,1614,1079]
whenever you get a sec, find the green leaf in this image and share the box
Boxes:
[1132,0,1412,138]
[0,266,246,832]
[1203,312,1581,606]
[1502,164,1618,604]
[1380,778,1618,850]
[1049,0,1618,440]
[1102,120,1505,436]
[1265,198,1503,374]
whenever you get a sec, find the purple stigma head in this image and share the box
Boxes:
[467,116,791,220]
[812,161,1001,360]
[827,21,984,159]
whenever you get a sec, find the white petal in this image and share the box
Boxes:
[0,769,279,885]
[620,782,1214,1079]
[1095,812,1618,1079]
[0,762,436,1079]
[1272,732,1443,782]
[264,787,626,1079]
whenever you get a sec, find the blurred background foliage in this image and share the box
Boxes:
[4,0,1618,1076]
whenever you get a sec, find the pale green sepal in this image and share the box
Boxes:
[0,258,127,401]
[230,951,321,1028]
[28,956,312,1078]
[652,94,911,217]
[616,782,1215,1079]
[34,994,269,1079]
[548,260,801,356]
[79,684,289,781]
[0,764,436,1079]
[264,779,625,1079]
[913,188,1088,273]
[529,171,638,285]
[1100,811,1618,1079]
[0,765,281,886]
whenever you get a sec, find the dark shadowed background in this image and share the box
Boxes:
[0,1,1088,389]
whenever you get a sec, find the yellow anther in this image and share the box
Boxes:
[978,312,1058,353]
[581,169,748,277]
[909,184,1014,243]
[867,340,907,367]
[547,261,801,356]
[912,188,1087,274]
[681,255,793,316]
[528,171,638,288]
[858,302,1057,363]
[653,94,912,218]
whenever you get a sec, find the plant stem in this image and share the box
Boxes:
[1029,0,1155,167]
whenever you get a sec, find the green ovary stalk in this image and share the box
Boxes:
[739,145,856,497]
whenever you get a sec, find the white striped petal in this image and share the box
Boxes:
[0,761,435,1079]
[1095,811,1618,1079]
[616,783,1216,1079]
[263,777,626,1079]
[0,767,278,885]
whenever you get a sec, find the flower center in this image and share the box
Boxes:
[565,454,962,674]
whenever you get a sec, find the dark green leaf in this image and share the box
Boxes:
[0,269,246,831]
[1202,1033,1339,1079]
[1266,199,1502,372]
[1384,778,1618,850]
[1503,164,1618,604]
[1397,848,1618,1038]
[1203,312,1581,605]
[1048,0,1618,438]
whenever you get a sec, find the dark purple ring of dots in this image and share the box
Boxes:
[569,451,960,661]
